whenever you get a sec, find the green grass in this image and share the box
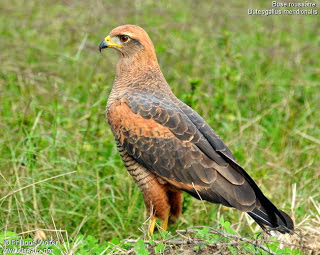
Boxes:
[0,0,319,253]
[0,221,302,254]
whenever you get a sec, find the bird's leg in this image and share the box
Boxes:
[160,215,169,232]
[148,215,157,236]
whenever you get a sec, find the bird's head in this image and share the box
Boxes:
[99,25,158,69]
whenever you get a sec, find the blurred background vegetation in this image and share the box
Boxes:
[0,0,319,245]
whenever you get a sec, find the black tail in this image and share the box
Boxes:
[217,152,294,234]
[248,207,294,234]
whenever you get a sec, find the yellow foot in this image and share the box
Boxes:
[160,216,169,232]
[148,215,157,236]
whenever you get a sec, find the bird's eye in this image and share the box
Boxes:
[119,35,129,43]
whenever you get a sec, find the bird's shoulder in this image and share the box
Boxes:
[106,93,175,144]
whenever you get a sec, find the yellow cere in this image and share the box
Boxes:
[105,35,122,48]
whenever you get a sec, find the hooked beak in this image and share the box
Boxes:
[99,40,108,52]
[99,35,122,52]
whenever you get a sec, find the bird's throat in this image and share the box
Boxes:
[116,50,159,76]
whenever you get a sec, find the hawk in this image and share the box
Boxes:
[99,25,294,235]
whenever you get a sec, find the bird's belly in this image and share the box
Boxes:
[115,142,175,220]
[116,142,159,188]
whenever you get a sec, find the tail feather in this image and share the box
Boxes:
[248,208,294,234]
[217,152,294,234]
